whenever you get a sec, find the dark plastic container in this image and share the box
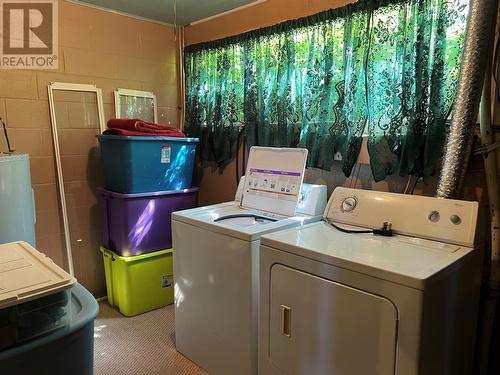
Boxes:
[0,289,71,350]
[99,187,198,256]
[98,135,199,193]
[0,283,99,375]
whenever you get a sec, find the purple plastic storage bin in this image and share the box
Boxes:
[99,187,198,256]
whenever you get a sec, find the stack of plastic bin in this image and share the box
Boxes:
[98,135,199,316]
[0,241,99,375]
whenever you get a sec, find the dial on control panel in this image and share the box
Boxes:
[428,210,440,223]
[341,197,357,212]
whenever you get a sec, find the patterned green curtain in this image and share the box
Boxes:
[366,0,468,180]
[184,45,244,165]
[184,0,468,180]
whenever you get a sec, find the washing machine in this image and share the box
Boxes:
[172,147,327,375]
[259,187,482,375]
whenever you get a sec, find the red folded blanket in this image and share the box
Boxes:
[103,118,186,137]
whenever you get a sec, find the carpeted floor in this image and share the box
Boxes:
[94,302,208,375]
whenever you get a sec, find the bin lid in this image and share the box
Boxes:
[0,241,76,309]
[241,147,308,217]
[97,134,199,143]
[98,186,199,199]
[100,246,172,262]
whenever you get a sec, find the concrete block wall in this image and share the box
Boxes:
[0,1,180,296]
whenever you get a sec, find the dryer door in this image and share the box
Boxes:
[269,265,398,375]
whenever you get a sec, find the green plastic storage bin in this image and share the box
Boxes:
[100,247,174,317]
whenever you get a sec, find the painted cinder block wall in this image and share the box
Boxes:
[0,1,180,296]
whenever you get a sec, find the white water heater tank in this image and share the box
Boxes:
[0,153,36,246]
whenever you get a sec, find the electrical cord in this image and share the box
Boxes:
[242,134,246,178]
[473,141,500,156]
[493,30,500,103]
[0,117,13,153]
[403,175,413,194]
[410,177,419,195]
[236,130,241,185]
[323,219,393,237]
[235,128,245,186]
[323,219,372,233]
[354,162,361,187]
[349,163,361,188]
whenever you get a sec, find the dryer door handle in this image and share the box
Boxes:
[281,305,292,338]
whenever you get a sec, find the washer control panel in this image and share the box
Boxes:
[324,187,478,247]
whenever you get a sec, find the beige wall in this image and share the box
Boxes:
[185,0,356,45]
[0,1,179,296]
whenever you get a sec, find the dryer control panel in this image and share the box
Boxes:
[325,187,478,247]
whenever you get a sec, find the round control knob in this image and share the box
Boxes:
[450,214,461,225]
[428,210,440,223]
[341,197,357,212]
[298,192,305,203]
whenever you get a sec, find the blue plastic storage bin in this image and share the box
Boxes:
[98,135,199,193]
[0,283,99,375]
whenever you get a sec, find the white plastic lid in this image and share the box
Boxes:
[235,176,245,202]
[0,241,76,309]
[241,147,308,217]
[236,176,327,217]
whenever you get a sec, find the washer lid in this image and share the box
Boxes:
[172,203,316,242]
[241,147,308,217]
[260,222,475,290]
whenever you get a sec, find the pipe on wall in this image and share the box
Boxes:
[476,47,500,375]
[436,0,498,199]
[178,25,186,130]
[435,1,499,372]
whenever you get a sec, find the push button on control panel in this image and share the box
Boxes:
[428,210,440,223]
